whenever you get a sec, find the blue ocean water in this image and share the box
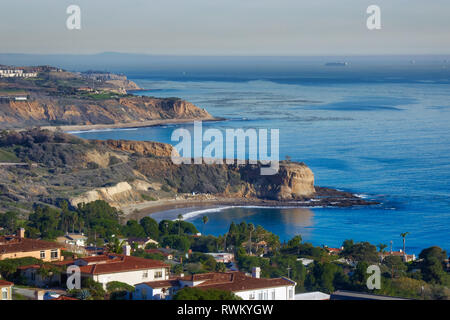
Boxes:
[73,61,450,255]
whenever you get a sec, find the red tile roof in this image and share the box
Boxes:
[78,254,169,275]
[140,279,180,288]
[0,236,62,255]
[50,296,79,300]
[0,279,14,287]
[141,272,295,293]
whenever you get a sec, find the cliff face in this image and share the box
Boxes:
[70,180,152,208]
[98,139,179,158]
[135,158,315,200]
[239,162,315,200]
[0,129,317,212]
[0,96,212,128]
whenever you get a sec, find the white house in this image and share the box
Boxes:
[74,254,170,289]
[132,267,296,301]
[206,252,235,263]
[0,280,13,301]
[56,233,88,247]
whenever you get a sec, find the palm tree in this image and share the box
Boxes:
[177,214,184,236]
[377,243,388,253]
[248,224,255,255]
[202,215,209,236]
[400,232,409,254]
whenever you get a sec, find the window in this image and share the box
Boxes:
[51,249,58,259]
[249,292,255,300]
[263,291,268,300]
[154,271,163,279]
[289,288,293,299]
[31,272,36,281]
[2,288,8,300]
[258,292,263,300]
[40,251,45,259]
[271,290,276,300]
[142,271,148,279]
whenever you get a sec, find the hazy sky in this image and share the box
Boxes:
[1,0,449,55]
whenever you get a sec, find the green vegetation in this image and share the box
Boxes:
[0,148,19,162]
[173,287,242,300]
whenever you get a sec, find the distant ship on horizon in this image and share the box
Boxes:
[325,62,349,67]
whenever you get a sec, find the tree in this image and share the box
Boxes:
[140,217,159,239]
[106,237,126,254]
[400,232,409,254]
[173,287,242,300]
[122,220,146,238]
[202,215,209,235]
[377,243,388,253]
[248,223,255,255]
[177,214,184,236]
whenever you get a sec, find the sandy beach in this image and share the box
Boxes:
[41,116,224,132]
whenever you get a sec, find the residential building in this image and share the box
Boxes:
[73,254,170,289]
[0,279,13,301]
[56,233,88,247]
[206,252,234,263]
[17,265,62,287]
[0,229,63,262]
[295,291,330,300]
[324,246,343,255]
[331,290,410,300]
[0,69,37,78]
[126,237,159,249]
[133,267,296,301]
[380,250,416,263]
[145,249,174,260]
[297,258,314,266]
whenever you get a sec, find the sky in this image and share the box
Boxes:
[0,0,449,55]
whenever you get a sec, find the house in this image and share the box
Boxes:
[0,229,63,262]
[72,254,170,289]
[133,267,296,301]
[56,233,88,247]
[126,237,159,249]
[145,249,174,260]
[324,246,343,255]
[206,252,235,263]
[17,264,62,288]
[295,291,330,300]
[297,258,314,266]
[380,250,416,263]
[84,246,105,256]
[331,290,410,300]
[0,279,13,300]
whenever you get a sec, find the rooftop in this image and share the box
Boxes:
[0,236,62,255]
[77,254,170,275]
[0,279,14,287]
[141,271,295,293]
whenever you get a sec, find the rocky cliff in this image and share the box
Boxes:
[97,139,179,158]
[239,162,315,200]
[0,129,374,214]
[0,96,213,128]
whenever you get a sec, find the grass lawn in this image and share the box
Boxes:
[0,148,19,162]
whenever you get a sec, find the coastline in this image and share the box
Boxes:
[40,116,225,132]
[123,189,380,222]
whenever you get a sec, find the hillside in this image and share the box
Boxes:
[0,65,213,129]
[0,129,375,214]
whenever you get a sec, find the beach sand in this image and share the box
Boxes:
[41,117,224,132]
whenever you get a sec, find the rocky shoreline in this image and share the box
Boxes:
[125,186,380,221]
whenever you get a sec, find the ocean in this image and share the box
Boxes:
[72,58,450,255]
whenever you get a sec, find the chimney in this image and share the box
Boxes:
[123,245,131,256]
[252,267,261,279]
[18,228,25,239]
